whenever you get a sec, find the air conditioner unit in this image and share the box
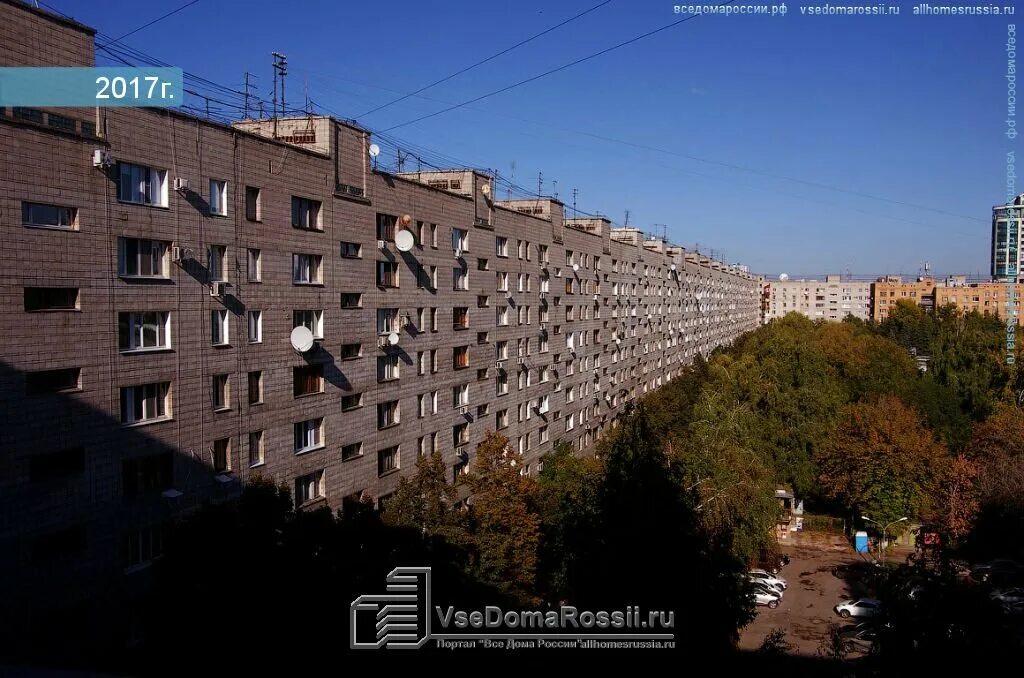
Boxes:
[377,239,386,250]
[209,281,228,298]
[495,360,505,369]
[456,446,467,457]
[173,177,189,192]
[377,336,389,349]
[171,245,183,263]
[458,405,469,415]
[517,357,526,365]
[455,248,463,259]
[92,149,114,168]
[540,323,547,331]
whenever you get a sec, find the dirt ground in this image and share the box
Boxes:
[738,537,874,656]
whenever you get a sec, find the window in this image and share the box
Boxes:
[342,393,363,411]
[294,418,324,453]
[341,343,361,360]
[120,382,170,424]
[340,241,361,258]
[430,307,439,332]
[496,236,508,257]
[478,258,489,271]
[377,400,400,429]
[119,311,171,351]
[212,374,230,411]
[118,162,167,206]
[122,452,172,497]
[30,446,85,483]
[453,345,470,369]
[378,446,400,476]
[124,525,166,569]
[294,365,325,397]
[292,196,322,230]
[453,306,469,330]
[295,470,325,505]
[377,308,399,334]
[247,248,261,282]
[453,265,469,290]
[247,310,262,343]
[119,238,169,278]
[496,341,509,360]
[453,383,469,407]
[378,354,400,382]
[565,414,575,432]
[245,186,261,221]
[293,310,324,339]
[540,425,549,443]
[211,309,229,345]
[208,244,226,282]
[376,213,398,241]
[213,437,231,472]
[430,224,438,248]
[209,179,228,216]
[496,409,509,429]
[24,287,79,311]
[496,370,509,395]
[477,331,489,345]
[497,271,509,291]
[249,431,264,466]
[292,253,323,284]
[342,442,363,461]
[340,293,362,309]
[25,368,80,394]
[248,371,263,405]
[496,305,509,326]
[430,349,438,373]
[377,261,399,287]
[452,228,468,253]
[453,423,469,447]
[22,201,76,230]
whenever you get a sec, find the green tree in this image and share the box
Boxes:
[816,395,948,528]
[464,431,540,602]
[382,450,466,543]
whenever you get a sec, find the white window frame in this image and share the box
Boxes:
[211,309,229,346]
[247,310,262,343]
[119,311,171,352]
[495,236,508,257]
[247,248,261,282]
[249,431,265,467]
[295,469,325,504]
[209,179,228,216]
[120,382,170,425]
[292,253,323,285]
[293,310,324,339]
[118,238,169,278]
[294,418,324,454]
[118,162,168,207]
[208,244,226,282]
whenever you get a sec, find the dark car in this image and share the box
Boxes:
[839,623,878,651]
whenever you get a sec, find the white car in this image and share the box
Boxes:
[751,588,780,609]
[834,599,881,619]
[749,569,787,591]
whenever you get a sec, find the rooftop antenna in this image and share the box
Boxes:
[654,223,667,242]
[243,72,257,119]
[272,51,287,117]
[552,179,558,201]
[572,188,578,219]
[304,79,311,116]
[508,160,516,200]
[624,209,631,227]
[396,148,406,173]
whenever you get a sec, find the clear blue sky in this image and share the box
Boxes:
[47,1,1016,276]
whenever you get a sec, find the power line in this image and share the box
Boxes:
[380,2,735,132]
[96,0,202,48]
[354,0,613,119]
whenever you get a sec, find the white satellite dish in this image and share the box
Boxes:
[779,273,789,281]
[572,263,580,272]
[670,263,677,271]
[481,183,491,196]
[290,326,315,353]
[387,331,400,346]
[395,230,415,252]
[368,144,380,158]
[615,337,622,345]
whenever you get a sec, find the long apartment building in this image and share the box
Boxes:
[0,0,761,649]
[761,274,872,323]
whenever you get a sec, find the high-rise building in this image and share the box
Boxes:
[0,0,760,652]
[762,275,872,323]
[992,194,1024,280]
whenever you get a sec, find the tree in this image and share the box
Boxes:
[382,450,466,543]
[464,431,540,602]
[816,396,948,528]
[933,454,979,544]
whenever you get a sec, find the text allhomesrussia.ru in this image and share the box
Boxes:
[436,605,675,630]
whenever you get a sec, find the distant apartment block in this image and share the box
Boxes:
[762,274,872,323]
[871,276,937,322]
[992,194,1024,280]
[0,0,761,650]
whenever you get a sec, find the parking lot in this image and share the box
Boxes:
[738,537,872,656]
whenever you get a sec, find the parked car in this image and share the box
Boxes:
[751,581,784,599]
[751,588,780,609]
[839,623,878,651]
[834,599,881,619]
[971,559,1023,583]
[748,570,787,591]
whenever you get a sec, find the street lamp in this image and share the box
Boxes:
[862,515,908,564]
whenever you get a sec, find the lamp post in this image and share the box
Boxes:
[861,515,908,564]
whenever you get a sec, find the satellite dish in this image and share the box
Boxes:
[401,214,413,226]
[615,337,621,345]
[395,230,415,252]
[572,263,580,272]
[387,332,400,346]
[779,273,789,281]
[368,144,380,158]
[481,183,491,196]
[670,263,677,271]
[290,326,315,353]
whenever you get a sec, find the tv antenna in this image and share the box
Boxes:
[623,209,631,227]
[243,72,257,119]
[272,52,287,117]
